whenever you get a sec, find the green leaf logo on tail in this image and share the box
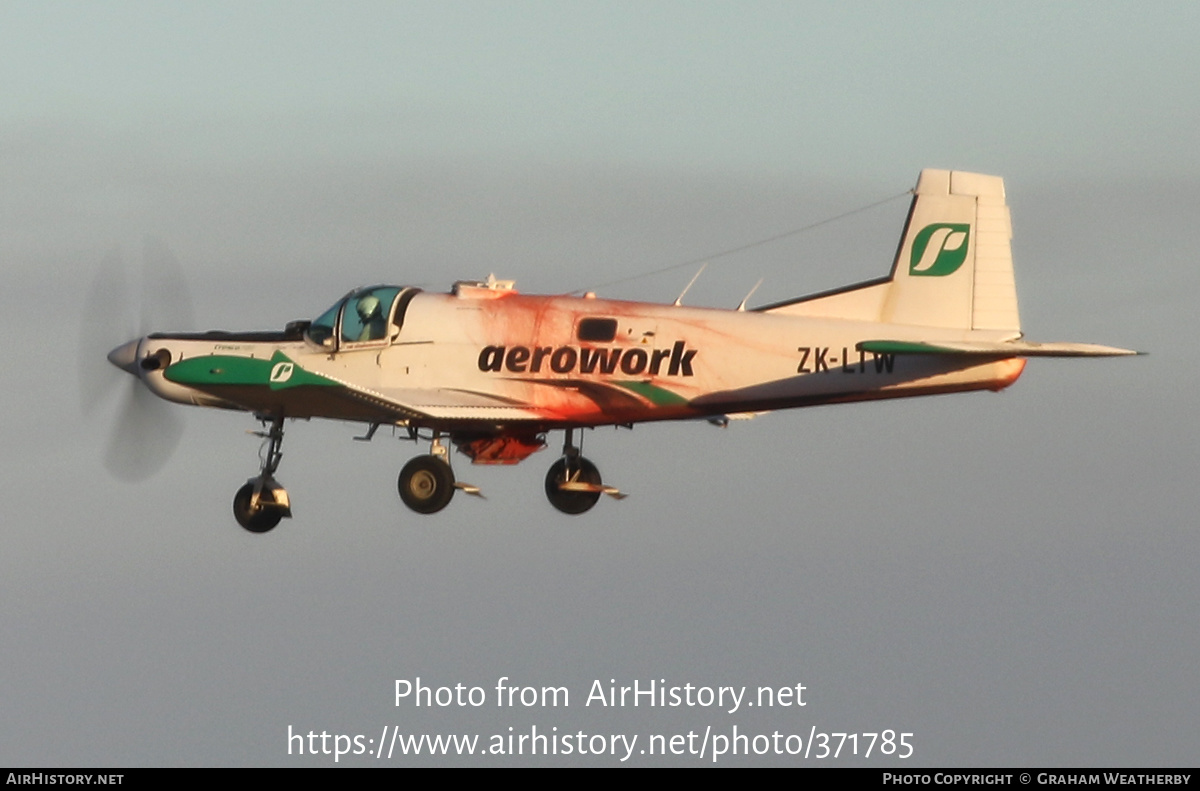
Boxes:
[909,223,970,277]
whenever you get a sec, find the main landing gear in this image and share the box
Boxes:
[232,416,292,533]
[396,432,481,515]
[391,427,624,516]
[543,428,625,515]
[398,433,456,514]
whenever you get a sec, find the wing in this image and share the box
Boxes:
[359,386,556,422]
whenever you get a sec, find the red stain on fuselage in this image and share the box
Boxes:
[467,294,695,422]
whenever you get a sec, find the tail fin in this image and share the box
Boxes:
[763,169,1021,333]
[884,170,1019,331]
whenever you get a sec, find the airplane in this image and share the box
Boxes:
[103,169,1137,532]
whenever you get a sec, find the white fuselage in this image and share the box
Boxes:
[139,289,1024,431]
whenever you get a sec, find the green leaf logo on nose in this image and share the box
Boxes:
[910,223,970,277]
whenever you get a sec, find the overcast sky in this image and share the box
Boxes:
[1,1,1195,766]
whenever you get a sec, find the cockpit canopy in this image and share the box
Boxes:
[305,285,419,350]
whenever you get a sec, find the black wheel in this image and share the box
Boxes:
[544,457,602,515]
[398,455,456,514]
[233,482,283,533]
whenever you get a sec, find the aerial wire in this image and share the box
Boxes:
[568,188,912,295]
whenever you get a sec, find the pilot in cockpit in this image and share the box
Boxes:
[356,295,387,342]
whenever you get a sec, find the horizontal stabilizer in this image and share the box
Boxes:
[858,339,1141,357]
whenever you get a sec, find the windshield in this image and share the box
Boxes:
[306,300,343,348]
[304,286,408,349]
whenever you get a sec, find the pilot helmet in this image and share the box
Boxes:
[356,295,381,321]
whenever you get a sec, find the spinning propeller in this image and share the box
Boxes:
[80,238,195,482]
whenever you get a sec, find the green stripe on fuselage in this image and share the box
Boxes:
[613,381,689,406]
[165,351,339,390]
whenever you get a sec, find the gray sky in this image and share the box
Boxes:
[1,1,1195,766]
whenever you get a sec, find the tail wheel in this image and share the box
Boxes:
[233,482,283,533]
[544,457,602,515]
[398,455,456,514]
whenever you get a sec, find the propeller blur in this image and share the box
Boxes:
[81,240,189,483]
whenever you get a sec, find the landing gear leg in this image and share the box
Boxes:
[397,431,457,514]
[233,416,292,533]
[544,428,605,515]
